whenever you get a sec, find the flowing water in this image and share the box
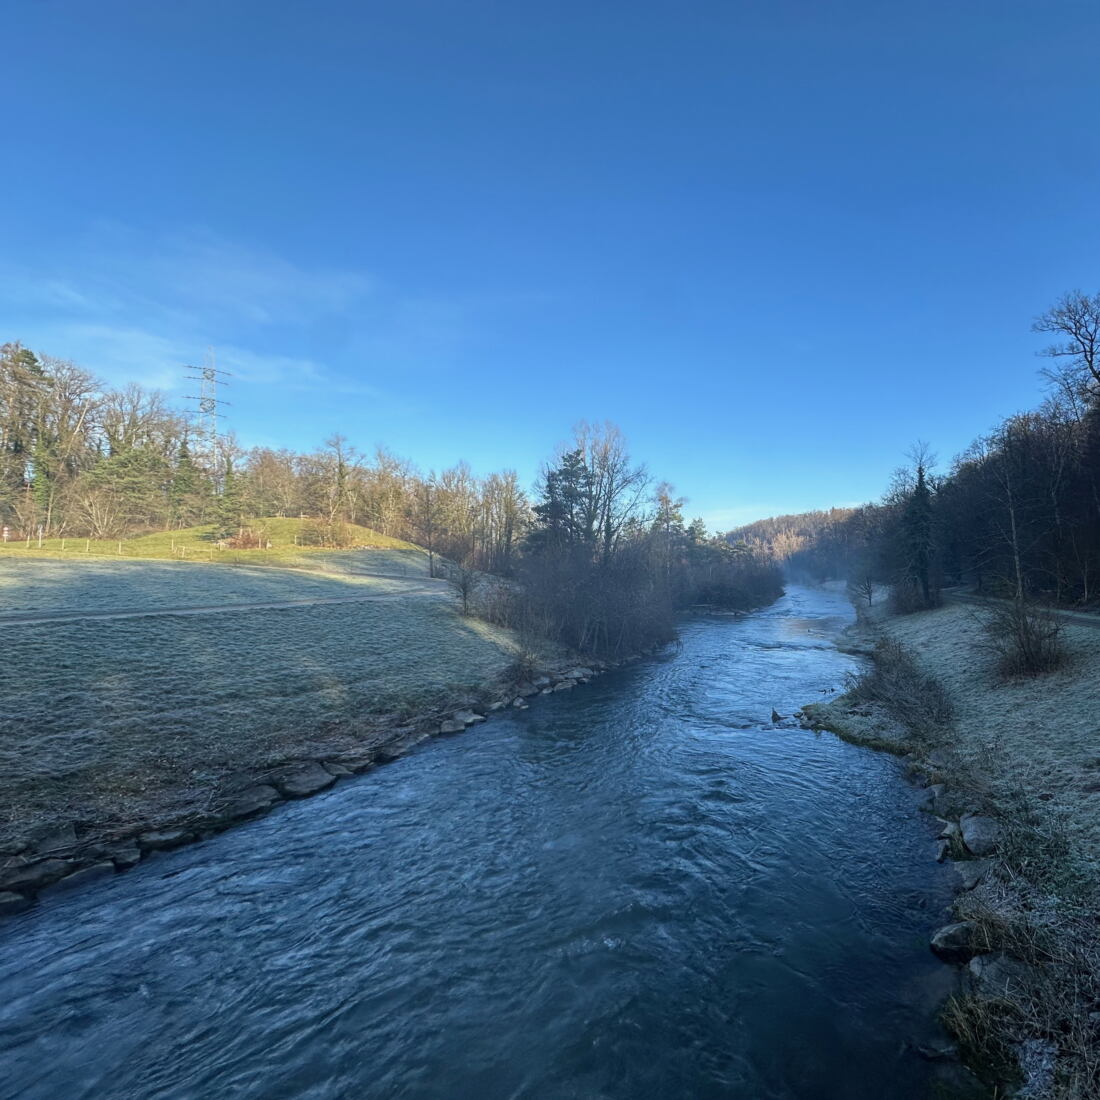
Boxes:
[0,586,956,1099]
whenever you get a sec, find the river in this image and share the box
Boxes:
[0,585,955,1099]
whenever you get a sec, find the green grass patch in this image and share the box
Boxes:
[0,517,423,569]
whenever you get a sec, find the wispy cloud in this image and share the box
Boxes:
[0,224,382,393]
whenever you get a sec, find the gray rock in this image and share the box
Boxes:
[567,667,596,680]
[533,677,552,689]
[921,783,946,812]
[930,921,979,963]
[967,953,1034,1004]
[511,697,527,708]
[48,862,115,892]
[138,828,192,852]
[936,818,961,841]
[552,681,575,692]
[0,890,31,916]
[111,846,142,870]
[541,688,553,695]
[223,785,280,820]
[270,762,336,799]
[334,748,376,772]
[953,859,992,891]
[374,744,406,763]
[439,719,466,734]
[2,858,75,892]
[934,839,952,862]
[32,823,77,855]
[487,701,505,712]
[322,762,353,777]
[960,813,999,857]
[452,710,485,725]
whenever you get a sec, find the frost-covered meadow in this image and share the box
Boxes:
[0,560,538,846]
[879,602,1100,872]
[0,555,429,615]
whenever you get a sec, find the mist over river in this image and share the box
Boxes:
[0,585,955,1099]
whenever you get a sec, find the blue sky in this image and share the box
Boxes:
[4,0,1098,530]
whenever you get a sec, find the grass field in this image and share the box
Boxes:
[0,517,430,572]
[0,555,555,850]
[0,558,423,614]
[875,602,1100,873]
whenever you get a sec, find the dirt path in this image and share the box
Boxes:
[942,589,1100,630]
[0,585,447,627]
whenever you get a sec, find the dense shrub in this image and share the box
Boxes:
[297,519,358,548]
[980,600,1067,678]
[846,638,953,740]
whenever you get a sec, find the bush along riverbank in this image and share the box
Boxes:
[802,602,1100,1100]
[0,655,641,921]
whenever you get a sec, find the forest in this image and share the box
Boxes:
[0,344,782,656]
[724,291,1100,611]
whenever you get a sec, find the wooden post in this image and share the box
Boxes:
[85,539,90,553]
[118,541,123,555]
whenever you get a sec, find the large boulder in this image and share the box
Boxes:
[223,785,281,821]
[439,719,466,734]
[110,846,142,870]
[334,748,377,772]
[138,828,193,852]
[959,814,999,857]
[1,858,75,892]
[270,762,336,799]
[953,859,992,891]
[967,953,1033,1005]
[32,823,77,856]
[931,921,979,963]
[47,862,116,892]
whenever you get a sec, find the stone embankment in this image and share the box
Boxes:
[801,629,1095,1098]
[0,662,618,918]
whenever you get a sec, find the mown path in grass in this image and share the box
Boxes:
[0,582,447,626]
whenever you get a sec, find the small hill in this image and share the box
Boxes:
[0,517,427,571]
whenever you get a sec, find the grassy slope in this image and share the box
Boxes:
[876,603,1100,874]
[0,517,429,572]
[0,555,556,847]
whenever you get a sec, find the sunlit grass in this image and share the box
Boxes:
[0,516,424,569]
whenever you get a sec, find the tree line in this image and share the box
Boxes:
[0,344,782,654]
[734,291,1100,610]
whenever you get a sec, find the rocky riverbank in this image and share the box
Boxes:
[0,659,622,919]
[802,603,1100,1100]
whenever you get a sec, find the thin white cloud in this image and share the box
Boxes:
[0,225,384,393]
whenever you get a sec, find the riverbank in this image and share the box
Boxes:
[803,597,1100,1099]
[0,586,958,1100]
[0,557,613,917]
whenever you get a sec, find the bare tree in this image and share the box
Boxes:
[1034,290,1100,404]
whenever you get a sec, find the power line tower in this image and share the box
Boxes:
[185,347,231,489]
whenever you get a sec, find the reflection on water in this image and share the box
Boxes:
[0,586,954,1099]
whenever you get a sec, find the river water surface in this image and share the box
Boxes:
[0,585,954,1099]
